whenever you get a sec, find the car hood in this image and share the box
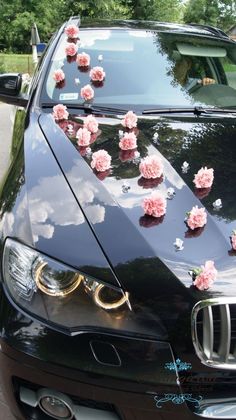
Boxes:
[40,112,236,300]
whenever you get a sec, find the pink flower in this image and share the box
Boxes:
[91,150,111,172]
[84,115,98,133]
[65,43,77,57]
[139,155,164,179]
[77,52,90,67]
[193,260,217,290]
[76,127,91,146]
[142,191,167,218]
[193,167,214,189]
[53,69,65,83]
[186,206,207,230]
[64,24,79,39]
[122,111,137,129]
[81,84,94,101]
[90,66,106,82]
[119,132,137,150]
[231,230,236,250]
[52,104,69,121]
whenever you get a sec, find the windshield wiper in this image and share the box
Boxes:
[41,103,128,115]
[142,106,236,116]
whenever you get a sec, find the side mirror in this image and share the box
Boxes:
[0,73,22,95]
[0,73,28,107]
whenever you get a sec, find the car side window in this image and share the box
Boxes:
[220,57,236,89]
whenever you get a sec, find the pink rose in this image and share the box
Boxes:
[65,43,77,57]
[142,191,167,218]
[186,206,207,230]
[52,104,69,121]
[231,231,236,250]
[53,69,65,83]
[119,132,137,150]
[193,167,214,189]
[121,111,137,129]
[193,260,217,290]
[91,150,111,172]
[80,84,94,101]
[90,66,106,82]
[64,24,79,39]
[139,155,163,179]
[77,52,90,67]
[76,127,91,146]
[84,115,98,133]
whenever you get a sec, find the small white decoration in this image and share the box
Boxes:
[85,147,92,157]
[174,238,184,251]
[122,182,130,193]
[132,151,141,165]
[75,78,81,85]
[118,130,124,139]
[213,198,222,210]
[167,187,175,199]
[67,124,74,134]
[153,132,159,144]
[98,54,103,61]
[181,161,190,173]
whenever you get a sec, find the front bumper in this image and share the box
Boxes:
[1,298,236,419]
[0,295,203,420]
[0,338,201,420]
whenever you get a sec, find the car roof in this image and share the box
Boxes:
[73,18,230,41]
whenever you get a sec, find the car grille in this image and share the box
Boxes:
[191,298,236,369]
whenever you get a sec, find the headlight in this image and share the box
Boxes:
[2,238,131,333]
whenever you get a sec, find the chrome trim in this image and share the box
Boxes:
[20,387,119,420]
[195,398,236,418]
[192,297,236,369]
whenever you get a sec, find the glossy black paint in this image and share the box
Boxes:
[0,19,236,420]
[39,112,236,298]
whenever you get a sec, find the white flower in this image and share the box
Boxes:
[75,78,80,85]
[182,161,190,173]
[174,238,184,251]
[167,187,175,199]
[213,198,222,210]
[118,130,124,139]
[98,54,103,61]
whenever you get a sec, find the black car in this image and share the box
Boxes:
[1,16,236,420]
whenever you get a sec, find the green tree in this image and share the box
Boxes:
[127,0,183,21]
[60,0,130,20]
[0,0,65,52]
[184,0,236,31]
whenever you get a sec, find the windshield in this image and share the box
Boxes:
[42,29,236,110]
